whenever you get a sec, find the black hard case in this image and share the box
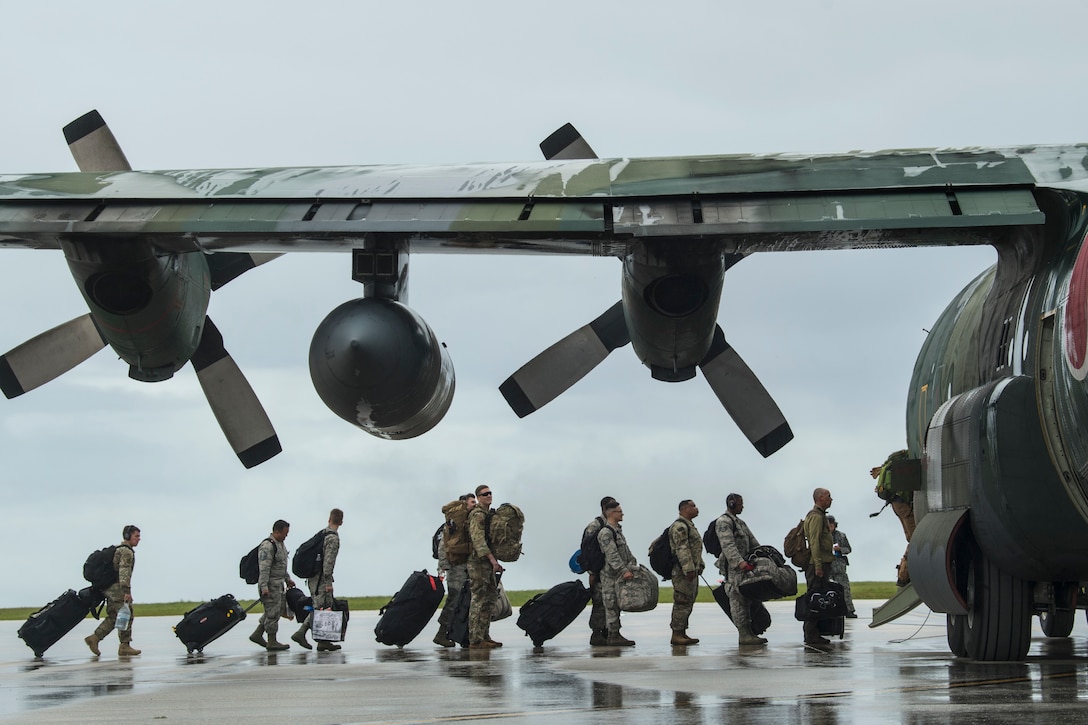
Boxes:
[516,580,591,647]
[18,587,103,657]
[173,594,247,653]
[374,570,445,647]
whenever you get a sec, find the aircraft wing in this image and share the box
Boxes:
[1,145,1079,256]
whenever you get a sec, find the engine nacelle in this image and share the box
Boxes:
[309,298,455,439]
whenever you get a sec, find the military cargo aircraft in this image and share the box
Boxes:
[0,113,1086,660]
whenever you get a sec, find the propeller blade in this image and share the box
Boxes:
[63,110,132,172]
[540,123,598,160]
[699,325,793,457]
[0,314,107,398]
[500,301,629,417]
[208,252,282,290]
[191,317,281,468]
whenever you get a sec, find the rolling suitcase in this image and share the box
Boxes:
[374,570,445,647]
[173,594,250,653]
[18,587,104,658]
[516,580,591,647]
[794,581,849,621]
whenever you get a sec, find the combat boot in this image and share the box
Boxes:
[433,627,455,647]
[589,629,609,646]
[738,625,767,645]
[291,628,312,650]
[84,634,101,656]
[118,643,142,656]
[671,630,699,645]
[606,630,635,646]
[265,637,289,651]
[316,640,341,651]
[249,625,267,648]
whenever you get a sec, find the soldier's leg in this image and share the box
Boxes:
[264,588,283,639]
[469,559,499,645]
[724,578,753,638]
[670,574,696,632]
[93,585,122,640]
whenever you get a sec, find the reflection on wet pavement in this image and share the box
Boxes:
[0,601,1086,724]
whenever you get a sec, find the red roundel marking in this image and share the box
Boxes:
[1065,230,1088,379]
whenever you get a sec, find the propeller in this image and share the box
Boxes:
[0,110,283,467]
[540,122,598,161]
[500,123,794,457]
[500,301,629,417]
[699,326,793,457]
[0,315,107,398]
[191,317,281,468]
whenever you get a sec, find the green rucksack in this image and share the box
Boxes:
[874,449,920,502]
[486,503,525,562]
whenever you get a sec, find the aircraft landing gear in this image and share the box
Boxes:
[946,613,968,657]
[1039,582,1077,638]
[959,549,1031,661]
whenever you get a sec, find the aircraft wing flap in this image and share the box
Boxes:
[613,188,1043,237]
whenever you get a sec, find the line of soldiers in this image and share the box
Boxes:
[251,508,344,652]
[579,488,858,648]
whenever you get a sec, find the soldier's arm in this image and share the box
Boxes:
[257,540,273,591]
[717,518,744,570]
[803,514,827,569]
[839,533,852,556]
[668,522,695,574]
[116,546,134,594]
[323,533,339,583]
[469,510,491,558]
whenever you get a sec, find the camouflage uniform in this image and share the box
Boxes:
[467,505,498,645]
[436,530,469,632]
[597,523,637,636]
[829,528,854,614]
[306,529,340,619]
[668,516,704,633]
[256,536,289,639]
[715,513,760,640]
[93,543,135,645]
[582,516,608,640]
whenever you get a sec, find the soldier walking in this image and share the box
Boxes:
[250,519,295,650]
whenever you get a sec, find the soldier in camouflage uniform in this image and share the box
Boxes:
[582,496,617,646]
[434,492,476,647]
[467,485,504,648]
[716,494,767,646]
[250,519,296,650]
[84,525,141,657]
[668,500,704,646]
[598,500,637,646]
[292,508,343,652]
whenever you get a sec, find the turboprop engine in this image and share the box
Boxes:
[309,298,455,439]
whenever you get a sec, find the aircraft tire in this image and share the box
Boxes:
[963,551,1030,661]
[946,614,968,657]
[1039,609,1075,638]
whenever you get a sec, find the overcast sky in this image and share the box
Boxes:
[1,1,1083,610]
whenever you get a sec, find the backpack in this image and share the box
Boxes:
[239,537,274,585]
[702,519,723,557]
[703,513,738,558]
[486,503,524,562]
[647,527,676,580]
[577,518,607,574]
[441,499,472,564]
[783,519,811,569]
[874,449,920,502]
[83,545,119,590]
[291,530,328,579]
[430,525,444,560]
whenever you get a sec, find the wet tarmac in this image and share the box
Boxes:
[1,600,1087,724]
